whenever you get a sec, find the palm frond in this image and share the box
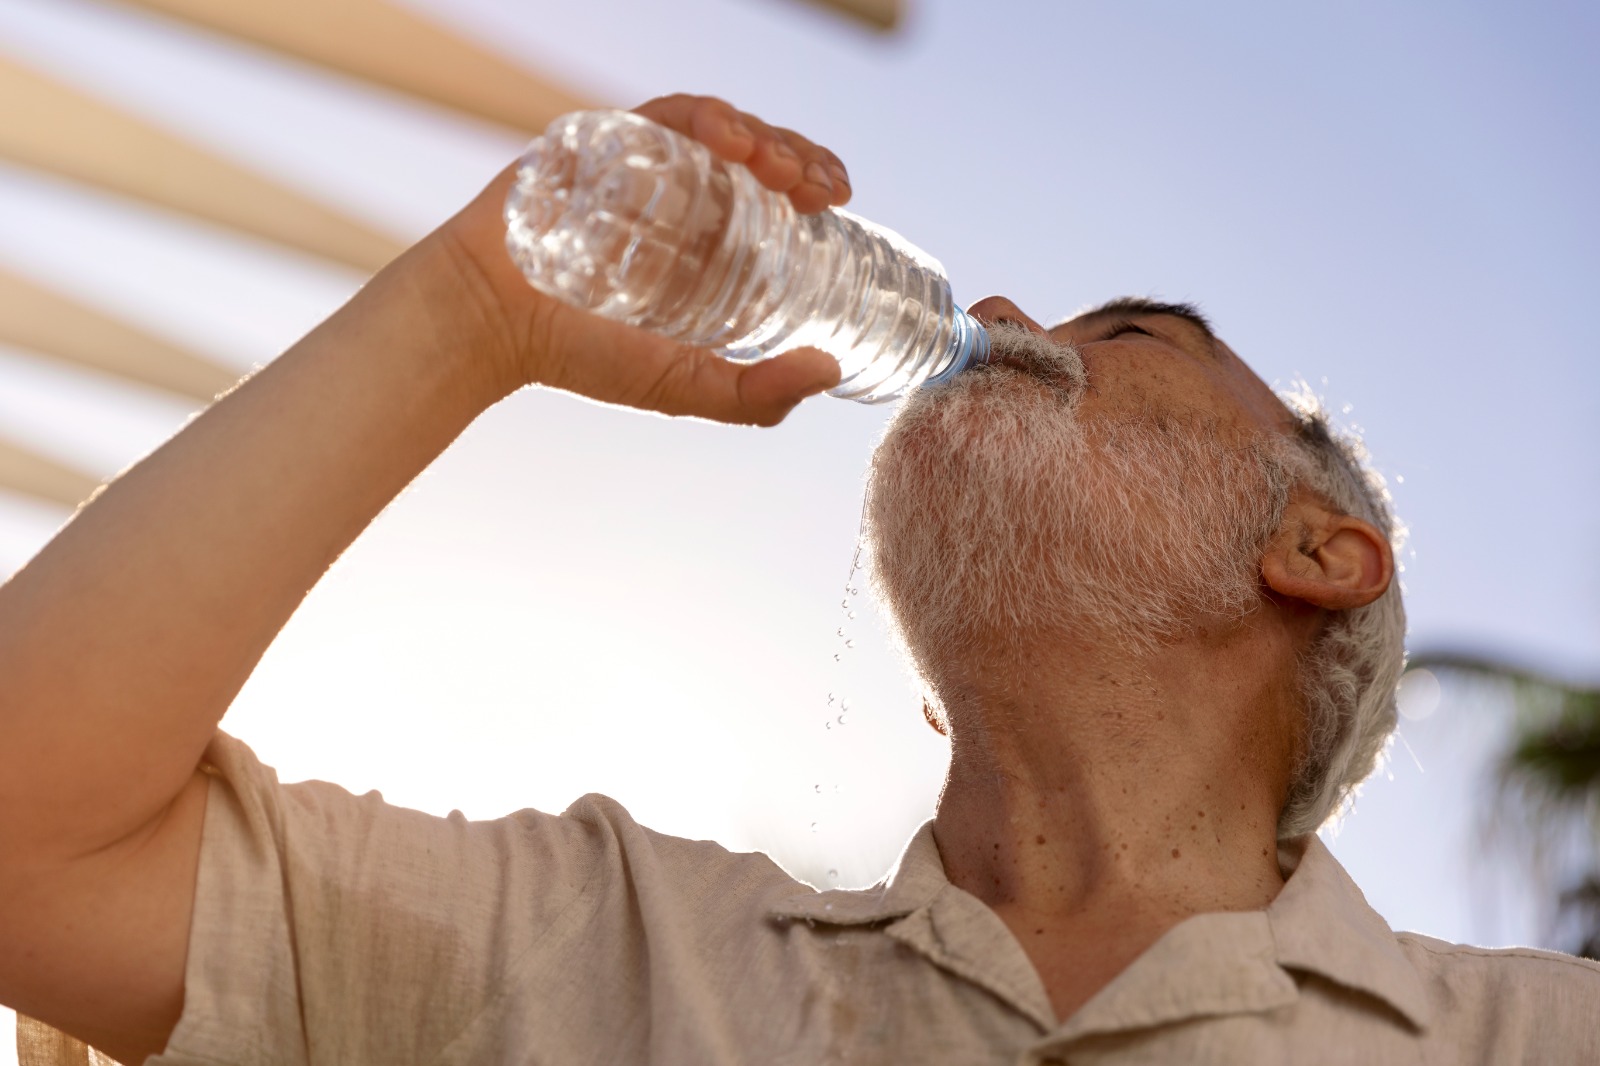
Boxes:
[1406,651,1600,959]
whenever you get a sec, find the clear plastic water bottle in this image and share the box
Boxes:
[504,110,989,404]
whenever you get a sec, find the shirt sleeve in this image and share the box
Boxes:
[150,731,613,1066]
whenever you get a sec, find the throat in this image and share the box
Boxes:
[933,782,1287,923]
[922,625,1300,1021]
[993,900,1185,1024]
[929,702,1290,1022]
[971,832,1286,1025]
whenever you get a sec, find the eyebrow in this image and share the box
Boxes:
[1062,296,1219,352]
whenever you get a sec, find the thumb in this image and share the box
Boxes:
[729,347,841,426]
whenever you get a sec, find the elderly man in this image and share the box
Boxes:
[1,95,1595,1066]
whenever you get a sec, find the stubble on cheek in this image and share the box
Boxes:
[866,351,1289,676]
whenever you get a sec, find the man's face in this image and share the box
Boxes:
[865,299,1300,695]
[1039,302,1297,444]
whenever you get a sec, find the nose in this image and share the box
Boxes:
[966,296,1049,336]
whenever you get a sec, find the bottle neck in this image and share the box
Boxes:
[921,311,990,390]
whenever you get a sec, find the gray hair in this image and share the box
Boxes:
[1275,386,1408,838]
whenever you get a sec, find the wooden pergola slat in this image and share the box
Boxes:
[0,56,406,273]
[117,0,594,134]
[0,435,100,510]
[0,268,240,401]
[0,0,899,513]
[811,0,901,30]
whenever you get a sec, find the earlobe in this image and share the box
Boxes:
[1261,498,1393,611]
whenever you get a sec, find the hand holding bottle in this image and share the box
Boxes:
[430,94,850,425]
[0,96,860,1064]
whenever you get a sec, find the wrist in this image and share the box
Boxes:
[416,161,568,398]
[364,225,535,408]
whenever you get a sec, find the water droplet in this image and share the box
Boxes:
[840,699,850,711]
[814,783,822,793]
[833,784,842,793]
[840,599,850,610]
[845,639,855,648]
[827,868,839,881]
[835,626,846,638]
[848,585,859,595]
[824,720,832,730]
[847,610,857,619]
[836,714,847,725]
[810,822,819,832]
[832,653,841,662]
[826,693,835,705]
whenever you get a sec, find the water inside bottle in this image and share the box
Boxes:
[506,110,984,404]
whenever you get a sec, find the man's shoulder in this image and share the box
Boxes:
[1395,929,1600,994]
[555,792,813,897]
[1387,933,1600,1058]
[200,731,806,907]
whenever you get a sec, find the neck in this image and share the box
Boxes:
[931,625,1298,945]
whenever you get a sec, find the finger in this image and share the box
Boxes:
[771,128,851,209]
[635,95,804,198]
[634,94,756,164]
[742,133,807,198]
[632,92,705,133]
[735,347,842,423]
[633,96,850,211]
[531,296,840,426]
[688,99,760,164]
[819,153,852,207]
[640,345,841,427]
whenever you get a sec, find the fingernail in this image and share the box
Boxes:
[827,163,850,191]
[772,141,799,163]
[728,119,754,141]
[805,161,833,190]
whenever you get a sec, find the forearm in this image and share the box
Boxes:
[0,99,846,1065]
[0,234,521,861]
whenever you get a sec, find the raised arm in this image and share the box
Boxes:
[0,95,847,1065]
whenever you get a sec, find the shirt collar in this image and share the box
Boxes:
[1048,910,1297,1044]
[769,822,1431,1038]
[1265,833,1433,1031]
[768,823,1060,1029]
[767,821,948,927]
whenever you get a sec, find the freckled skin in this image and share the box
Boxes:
[928,296,1396,1025]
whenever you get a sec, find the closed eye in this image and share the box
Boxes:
[1099,320,1155,341]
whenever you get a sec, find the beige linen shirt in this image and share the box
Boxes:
[23,732,1600,1064]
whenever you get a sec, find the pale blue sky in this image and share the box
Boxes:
[1,0,1596,1055]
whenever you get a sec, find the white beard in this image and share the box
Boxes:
[865,323,1292,696]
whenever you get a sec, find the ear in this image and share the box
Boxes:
[1261,493,1394,611]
